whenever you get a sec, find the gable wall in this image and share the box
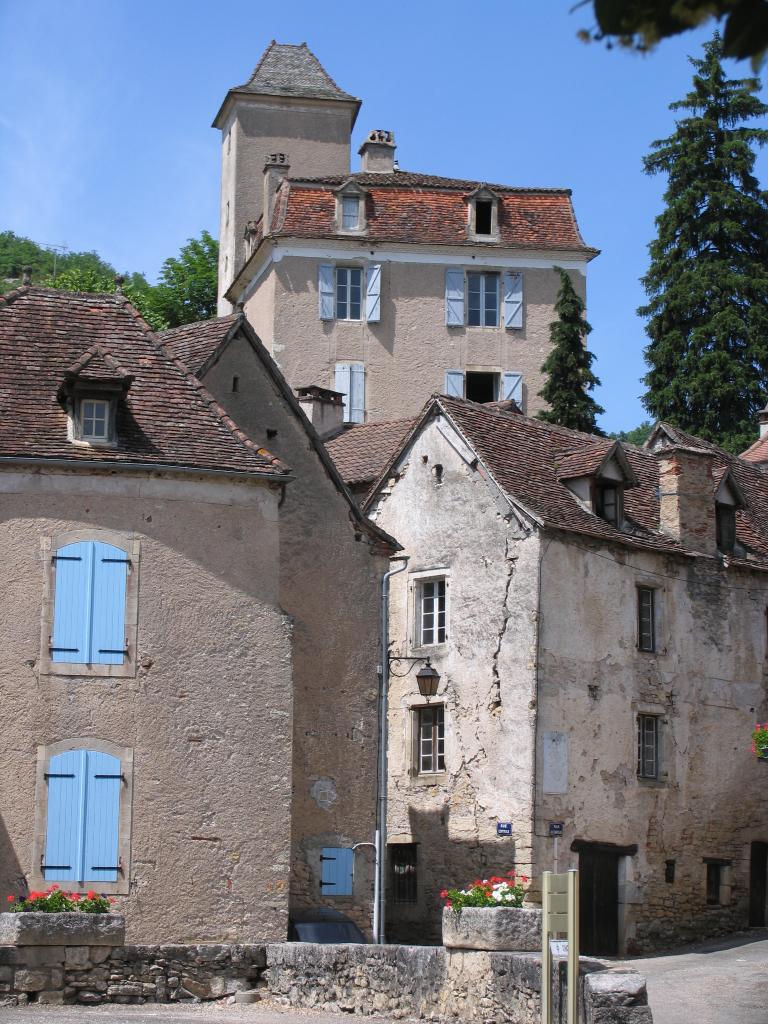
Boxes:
[368,415,541,942]
[200,333,387,936]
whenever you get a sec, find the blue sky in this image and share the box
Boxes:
[1,0,766,433]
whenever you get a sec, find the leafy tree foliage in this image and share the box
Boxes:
[537,268,605,434]
[578,0,768,65]
[639,34,768,452]
[609,421,654,445]
[150,231,219,328]
[0,232,116,295]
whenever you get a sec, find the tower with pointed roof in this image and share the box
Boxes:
[213,41,360,311]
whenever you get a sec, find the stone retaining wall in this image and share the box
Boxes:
[0,939,653,1022]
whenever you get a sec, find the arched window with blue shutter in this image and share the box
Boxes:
[42,749,122,884]
[51,540,129,665]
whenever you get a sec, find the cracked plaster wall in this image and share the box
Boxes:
[536,537,768,952]
[0,467,293,943]
[369,415,540,942]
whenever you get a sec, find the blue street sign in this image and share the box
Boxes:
[497,822,512,837]
[548,821,564,837]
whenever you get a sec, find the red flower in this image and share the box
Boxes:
[521,875,529,883]
[445,900,452,908]
[70,893,80,902]
[86,890,97,900]
[48,884,59,891]
[472,880,482,888]
[108,898,116,905]
[440,889,448,899]
[6,895,14,903]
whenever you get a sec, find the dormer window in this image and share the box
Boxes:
[466,186,500,241]
[334,181,367,234]
[596,482,621,525]
[80,398,110,442]
[341,196,360,231]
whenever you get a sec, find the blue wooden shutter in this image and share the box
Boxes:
[503,272,523,329]
[335,363,352,423]
[320,847,354,896]
[502,372,523,405]
[444,370,465,398]
[51,541,93,663]
[445,269,465,326]
[90,542,128,665]
[82,751,122,883]
[43,750,84,882]
[365,264,381,322]
[319,264,335,320]
[349,365,365,424]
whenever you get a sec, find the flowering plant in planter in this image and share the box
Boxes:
[751,723,768,760]
[441,870,528,913]
[5,884,115,914]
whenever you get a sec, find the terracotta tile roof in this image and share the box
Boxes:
[65,344,132,384]
[267,175,593,253]
[740,433,768,466]
[159,315,239,375]
[0,288,288,478]
[364,397,768,564]
[555,441,619,481]
[326,419,415,485]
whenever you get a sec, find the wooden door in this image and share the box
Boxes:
[579,846,620,956]
[749,842,768,927]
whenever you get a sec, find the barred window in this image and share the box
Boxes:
[637,587,656,652]
[391,844,418,904]
[418,704,445,774]
[637,715,659,780]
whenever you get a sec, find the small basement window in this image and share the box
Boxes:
[391,844,418,904]
[465,371,499,404]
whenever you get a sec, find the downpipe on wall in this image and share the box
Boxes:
[374,556,409,944]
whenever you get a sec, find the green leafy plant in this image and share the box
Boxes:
[441,871,528,913]
[752,722,768,758]
[5,884,115,914]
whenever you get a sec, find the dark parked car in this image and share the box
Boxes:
[288,908,368,944]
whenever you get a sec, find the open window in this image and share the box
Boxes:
[466,186,499,241]
[714,470,745,555]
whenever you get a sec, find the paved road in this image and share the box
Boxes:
[0,1004,392,1024]
[620,930,768,1024]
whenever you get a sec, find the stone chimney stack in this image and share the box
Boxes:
[296,385,345,440]
[758,404,768,438]
[655,447,718,554]
[262,153,290,234]
[359,130,396,173]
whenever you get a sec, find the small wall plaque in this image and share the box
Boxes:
[496,822,512,837]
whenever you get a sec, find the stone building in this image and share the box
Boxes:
[0,286,394,942]
[214,41,597,423]
[329,396,768,954]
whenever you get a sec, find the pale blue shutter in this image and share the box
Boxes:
[365,264,381,322]
[445,269,465,326]
[444,370,465,398]
[320,847,354,896]
[502,372,523,405]
[349,364,365,424]
[43,750,84,882]
[503,272,523,329]
[82,751,122,883]
[335,363,352,422]
[318,264,335,320]
[51,542,92,663]
[90,542,129,665]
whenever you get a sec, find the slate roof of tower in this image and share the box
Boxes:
[332,396,768,564]
[239,41,359,101]
[0,288,288,478]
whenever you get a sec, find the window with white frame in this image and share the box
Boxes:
[79,398,111,443]
[417,704,445,774]
[417,578,447,646]
[341,196,361,231]
[319,264,381,324]
[467,272,499,327]
[637,714,660,780]
[336,267,363,321]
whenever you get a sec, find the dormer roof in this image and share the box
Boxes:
[556,439,639,488]
[62,344,134,393]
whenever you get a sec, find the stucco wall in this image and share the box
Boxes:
[368,415,540,942]
[199,333,386,934]
[0,467,293,943]
[218,99,353,312]
[244,255,585,423]
[536,537,768,952]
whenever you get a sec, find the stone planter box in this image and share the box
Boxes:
[442,905,542,952]
[0,912,125,946]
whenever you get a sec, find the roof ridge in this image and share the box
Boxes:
[158,313,239,340]
[289,171,573,194]
[0,284,31,307]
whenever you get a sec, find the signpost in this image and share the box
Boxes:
[548,821,564,872]
[541,869,578,1024]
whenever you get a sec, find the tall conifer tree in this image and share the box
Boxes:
[537,267,604,433]
[640,34,768,452]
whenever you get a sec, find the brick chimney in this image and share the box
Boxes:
[263,153,290,234]
[358,130,396,173]
[655,447,718,554]
[296,385,344,440]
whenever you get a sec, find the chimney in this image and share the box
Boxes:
[263,153,290,233]
[759,404,768,438]
[296,385,345,440]
[655,446,718,554]
[358,130,396,173]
